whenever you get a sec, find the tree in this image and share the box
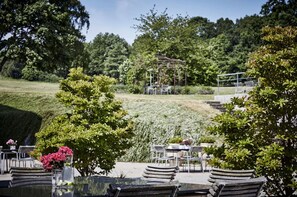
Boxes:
[0,0,89,74]
[209,26,297,196]
[35,67,134,176]
[87,33,130,80]
[261,0,297,26]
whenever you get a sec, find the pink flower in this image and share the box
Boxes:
[58,146,73,156]
[40,146,73,171]
[6,139,17,145]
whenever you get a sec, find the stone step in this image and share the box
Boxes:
[205,101,225,112]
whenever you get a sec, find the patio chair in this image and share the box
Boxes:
[142,165,178,183]
[180,146,203,173]
[208,176,266,197]
[10,145,35,167]
[9,167,52,187]
[161,85,172,94]
[150,145,174,165]
[107,183,180,197]
[208,168,255,183]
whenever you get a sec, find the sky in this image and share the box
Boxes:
[80,0,267,44]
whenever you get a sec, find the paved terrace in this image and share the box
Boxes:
[0,161,211,185]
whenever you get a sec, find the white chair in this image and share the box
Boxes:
[11,146,35,168]
[181,146,203,172]
[161,85,172,94]
[150,145,174,165]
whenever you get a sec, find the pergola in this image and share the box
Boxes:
[151,55,186,94]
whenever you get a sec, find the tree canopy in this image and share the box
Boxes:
[0,0,89,76]
[87,33,130,80]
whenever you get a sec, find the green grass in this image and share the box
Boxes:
[0,79,222,161]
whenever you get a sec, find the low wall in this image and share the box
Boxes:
[214,94,248,104]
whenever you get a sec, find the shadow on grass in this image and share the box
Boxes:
[0,104,42,147]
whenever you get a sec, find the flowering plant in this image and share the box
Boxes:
[6,139,17,145]
[40,146,73,171]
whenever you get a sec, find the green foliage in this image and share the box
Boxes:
[0,92,65,146]
[0,61,23,79]
[198,135,216,143]
[87,33,130,80]
[22,66,62,82]
[197,86,215,95]
[168,136,183,144]
[261,0,297,26]
[209,27,297,196]
[121,100,214,162]
[126,53,157,90]
[35,68,134,176]
[0,0,89,74]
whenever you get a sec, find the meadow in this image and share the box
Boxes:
[0,78,230,161]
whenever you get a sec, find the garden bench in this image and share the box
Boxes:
[9,167,52,187]
[107,183,180,197]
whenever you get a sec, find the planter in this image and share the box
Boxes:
[52,167,74,187]
[200,143,214,147]
[52,169,63,187]
[9,144,17,150]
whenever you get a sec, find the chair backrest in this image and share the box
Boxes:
[189,146,203,157]
[10,167,52,187]
[208,168,255,183]
[152,145,166,153]
[17,146,35,154]
[142,166,178,183]
[107,183,180,197]
[208,176,266,197]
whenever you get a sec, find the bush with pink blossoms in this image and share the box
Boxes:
[40,146,73,171]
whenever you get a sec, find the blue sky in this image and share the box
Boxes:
[80,0,267,44]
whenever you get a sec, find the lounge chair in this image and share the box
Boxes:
[208,167,255,183]
[9,167,52,187]
[107,183,180,197]
[142,165,178,183]
[208,176,266,197]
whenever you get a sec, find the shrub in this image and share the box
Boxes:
[128,85,143,94]
[168,136,183,144]
[22,66,61,82]
[208,27,297,196]
[197,86,215,94]
[35,68,134,176]
[198,135,216,143]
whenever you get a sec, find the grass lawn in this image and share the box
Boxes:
[0,78,225,161]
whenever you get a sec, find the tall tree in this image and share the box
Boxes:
[261,0,297,26]
[0,0,89,73]
[87,33,130,80]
